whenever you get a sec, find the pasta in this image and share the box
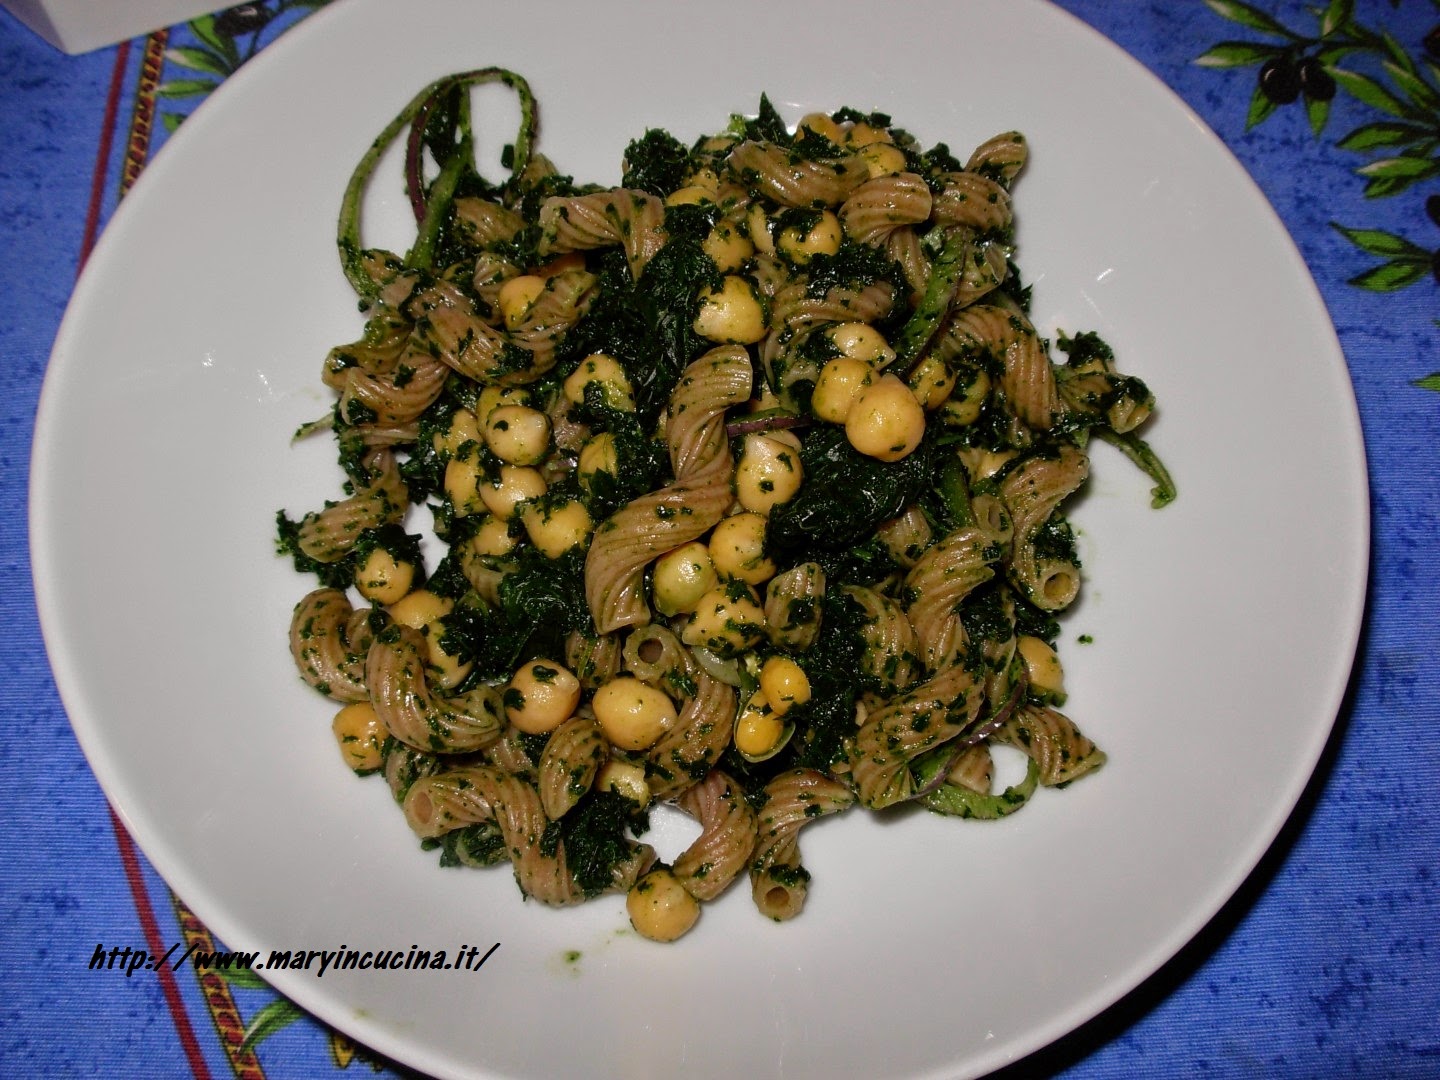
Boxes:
[278,70,1173,943]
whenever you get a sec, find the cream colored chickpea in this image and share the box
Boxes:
[942,367,991,427]
[797,111,845,144]
[846,121,894,147]
[778,210,842,266]
[811,357,875,425]
[745,203,776,256]
[735,433,804,515]
[577,433,619,493]
[443,454,487,517]
[479,465,546,521]
[759,656,812,717]
[683,167,721,194]
[908,355,958,410]
[596,759,651,808]
[331,702,386,773]
[476,384,531,422]
[626,868,700,943]
[520,499,593,559]
[734,691,786,758]
[827,321,896,367]
[388,588,452,630]
[665,185,715,207]
[708,512,776,585]
[592,676,678,751]
[1017,635,1066,702]
[469,515,517,558]
[483,403,551,466]
[703,221,754,274]
[563,352,635,411]
[680,584,767,655]
[651,541,718,617]
[693,275,767,345]
[505,661,582,735]
[858,142,909,178]
[497,274,546,330]
[845,374,927,462]
[354,545,415,606]
[432,407,482,456]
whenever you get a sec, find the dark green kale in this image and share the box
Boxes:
[767,426,937,554]
[1032,515,1079,570]
[621,128,692,197]
[733,93,793,147]
[800,240,908,305]
[432,822,508,868]
[538,790,650,898]
[1056,330,1115,369]
[574,391,670,520]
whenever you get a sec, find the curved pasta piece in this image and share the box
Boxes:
[565,630,622,690]
[930,171,1013,232]
[622,624,695,690]
[402,766,497,838]
[484,728,540,776]
[875,504,934,569]
[366,626,506,753]
[536,189,667,278]
[339,350,449,426]
[841,584,919,692]
[944,743,994,794]
[848,663,983,809]
[453,197,525,246]
[672,770,758,902]
[750,769,854,921]
[966,131,1028,186]
[321,309,411,391]
[295,450,408,563]
[764,562,825,652]
[953,234,1010,309]
[645,672,736,801]
[994,703,1107,787]
[725,140,869,208]
[289,588,375,702]
[998,445,1089,610]
[537,716,606,819]
[942,304,1059,432]
[382,740,444,804]
[585,348,751,633]
[903,526,998,672]
[839,172,933,246]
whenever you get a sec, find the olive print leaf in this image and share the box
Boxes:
[1383,60,1440,112]
[1336,121,1433,151]
[1331,224,1432,291]
[156,79,221,99]
[1330,68,1414,118]
[237,997,305,1055]
[1415,373,1440,391]
[1356,154,1440,197]
[1195,41,1284,67]
[1319,0,1355,38]
[165,45,233,78]
[1203,0,1302,39]
[1348,259,1430,290]
[1308,94,1332,136]
[1331,223,1429,258]
[1246,82,1281,129]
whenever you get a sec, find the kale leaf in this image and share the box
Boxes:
[539,789,650,898]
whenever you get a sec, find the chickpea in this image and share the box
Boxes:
[708,512,776,585]
[596,759,651,809]
[469,515,517,558]
[506,661,582,735]
[777,210,842,266]
[703,221,754,274]
[592,676,678,751]
[683,167,721,195]
[479,465,546,521]
[734,691,786,758]
[354,545,415,606]
[563,353,635,411]
[846,121,894,147]
[387,590,471,690]
[651,541,719,617]
[665,185,715,207]
[734,433,804,515]
[811,357,875,425]
[432,407,482,456]
[845,374,926,462]
[443,454,487,517]
[331,702,385,773]
[626,868,700,943]
[745,203,776,256]
[577,433,620,493]
[483,404,551,466]
[759,656,812,717]
[693,275,767,345]
[1017,635,1066,703]
[859,142,908,178]
[387,589,452,630]
[796,111,845,144]
[680,583,767,655]
[497,274,546,330]
[520,499,593,559]
[476,385,532,422]
[827,322,896,367]
[908,355,957,410]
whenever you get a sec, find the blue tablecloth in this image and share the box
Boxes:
[2,1,1436,1076]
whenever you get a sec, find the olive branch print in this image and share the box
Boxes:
[1197,0,1440,299]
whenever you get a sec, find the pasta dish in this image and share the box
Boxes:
[279,69,1172,943]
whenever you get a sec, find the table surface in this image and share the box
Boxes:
[2,1,1437,1077]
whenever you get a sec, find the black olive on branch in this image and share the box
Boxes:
[214,4,272,37]
[1426,195,1440,229]
[1297,58,1336,103]
[1424,25,1440,60]
[1259,55,1302,105]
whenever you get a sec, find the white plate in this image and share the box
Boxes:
[31,1,1368,1077]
